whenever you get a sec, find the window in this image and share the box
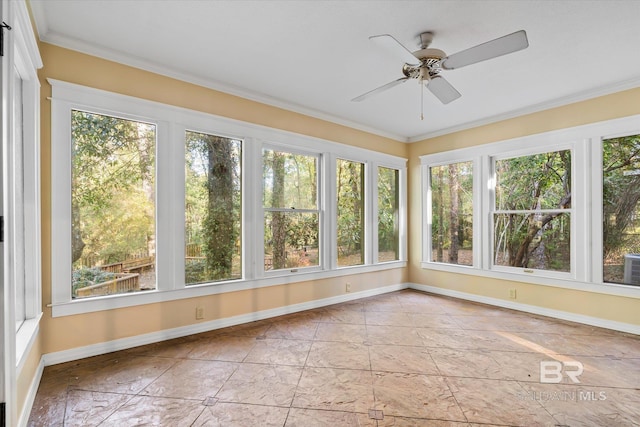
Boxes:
[421,114,640,296]
[185,131,242,285]
[262,148,320,271]
[493,150,571,272]
[71,110,157,298]
[50,80,406,316]
[7,0,43,374]
[337,159,364,267]
[378,166,399,262]
[602,134,640,285]
[429,161,473,266]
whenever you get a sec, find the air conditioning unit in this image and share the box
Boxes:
[623,254,640,285]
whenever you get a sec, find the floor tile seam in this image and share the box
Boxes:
[75,389,140,427]
[186,406,209,427]
[515,381,640,392]
[128,391,207,402]
[124,357,179,399]
[438,376,470,424]
[300,365,373,374]
[317,321,367,326]
[421,344,550,353]
[297,325,318,376]
[288,404,372,415]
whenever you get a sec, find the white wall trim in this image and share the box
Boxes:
[408,283,640,335]
[43,283,408,366]
[17,356,44,427]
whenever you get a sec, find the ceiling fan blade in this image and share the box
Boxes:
[351,77,410,102]
[441,30,528,70]
[427,75,461,104]
[370,34,420,66]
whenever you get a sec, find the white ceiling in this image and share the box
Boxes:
[30,0,640,142]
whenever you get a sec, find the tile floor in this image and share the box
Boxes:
[28,290,640,426]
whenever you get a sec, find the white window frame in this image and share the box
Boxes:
[421,114,640,299]
[335,156,367,269]
[49,80,407,317]
[375,163,406,264]
[261,144,323,275]
[489,143,577,280]
[9,0,42,372]
[423,156,481,270]
[182,128,244,286]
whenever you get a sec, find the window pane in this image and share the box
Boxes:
[378,166,399,262]
[263,149,317,209]
[602,134,640,285]
[493,212,570,271]
[495,150,572,210]
[337,159,364,267]
[71,110,156,298]
[185,131,242,285]
[430,161,473,266]
[264,212,319,270]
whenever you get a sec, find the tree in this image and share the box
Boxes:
[71,111,155,265]
[270,151,287,270]
[603,135,640,263]
[494,150,571,270]
[378,167,399,259]
[337,159,364,263]
[447,163,460,263]
[185,132,241,282]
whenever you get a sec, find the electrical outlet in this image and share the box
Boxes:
[345,282,351,293]
[196,306,205,320]
[509,289,517,299]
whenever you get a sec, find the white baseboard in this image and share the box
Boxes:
[18,356,45,427]
[43,283,408,366]
[408,283,640,335]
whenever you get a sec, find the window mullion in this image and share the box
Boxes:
[245,137,260,281]
[324,152,336,270]
[158,121,183,291]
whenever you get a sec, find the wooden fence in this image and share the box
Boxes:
[74,273,140,298]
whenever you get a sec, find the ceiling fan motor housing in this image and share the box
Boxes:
[403,48,446,80]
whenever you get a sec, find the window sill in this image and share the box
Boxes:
[51,261,407,317]
[420,261,640,299]
[17,313,43,374]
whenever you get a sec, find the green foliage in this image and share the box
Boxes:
[337,159,364,265]
[493,150,571,270]
[185,131,241,283]
[430,162,473,264]
[263,149,318,270]
[378,167,399,257]
[71,110,156,274]
[602,135,640,282]
[72,267,116,294]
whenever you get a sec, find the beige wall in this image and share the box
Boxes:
[37,42,408,353]
[408,88,640,326]
[16,42,409,419]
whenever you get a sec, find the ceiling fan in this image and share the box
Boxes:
[352,30,529,108]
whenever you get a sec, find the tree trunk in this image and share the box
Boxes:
[204,136,236,279]
[448,164,459,263]
[436,168,444,262]
[271,152,287,269]
[71,201,85,264]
